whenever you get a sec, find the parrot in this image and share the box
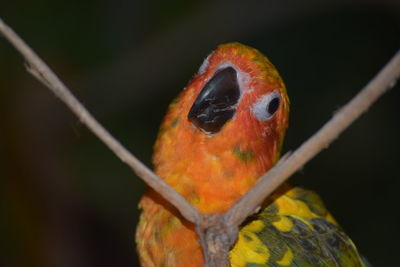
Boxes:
[136,42,369,266]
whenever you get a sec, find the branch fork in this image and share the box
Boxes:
[195,214,238,267]
[1,17,399,266]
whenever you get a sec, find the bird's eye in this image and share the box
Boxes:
[251,91,281,121]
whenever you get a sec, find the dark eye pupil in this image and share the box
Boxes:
[267,97,280,115]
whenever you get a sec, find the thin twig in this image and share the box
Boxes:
[225,49,400,227]
[1,15,399,267]
[0,17,200,224]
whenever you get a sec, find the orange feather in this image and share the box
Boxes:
[136,43,289,266]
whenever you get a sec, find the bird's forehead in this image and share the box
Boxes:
[198,61,270,103]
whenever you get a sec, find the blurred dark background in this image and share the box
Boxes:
[0,0,399,266]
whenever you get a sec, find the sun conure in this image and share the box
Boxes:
[136,42,369,266]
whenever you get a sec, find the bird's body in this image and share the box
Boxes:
[136,43,366,266]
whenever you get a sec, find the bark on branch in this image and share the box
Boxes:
[225,50,400,226]
[0,17,200,224]
[1,16,399,267]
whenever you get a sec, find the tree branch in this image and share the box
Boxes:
[1,15,399,267]
[225,48,400,226]
[0,17,200,225]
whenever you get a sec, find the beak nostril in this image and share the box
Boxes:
[188,67,240,134]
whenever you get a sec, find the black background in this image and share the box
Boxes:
[1,1,399,266]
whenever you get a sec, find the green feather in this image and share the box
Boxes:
[230,187,367,267]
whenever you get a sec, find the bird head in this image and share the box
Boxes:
[153,43,289,213]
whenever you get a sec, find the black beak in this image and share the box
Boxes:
[188,67,240,134]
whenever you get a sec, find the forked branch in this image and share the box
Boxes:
[1,16,399,267]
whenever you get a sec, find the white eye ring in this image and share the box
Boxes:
[251,91,281,121]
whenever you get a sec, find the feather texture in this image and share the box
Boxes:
[136,43,366,267]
